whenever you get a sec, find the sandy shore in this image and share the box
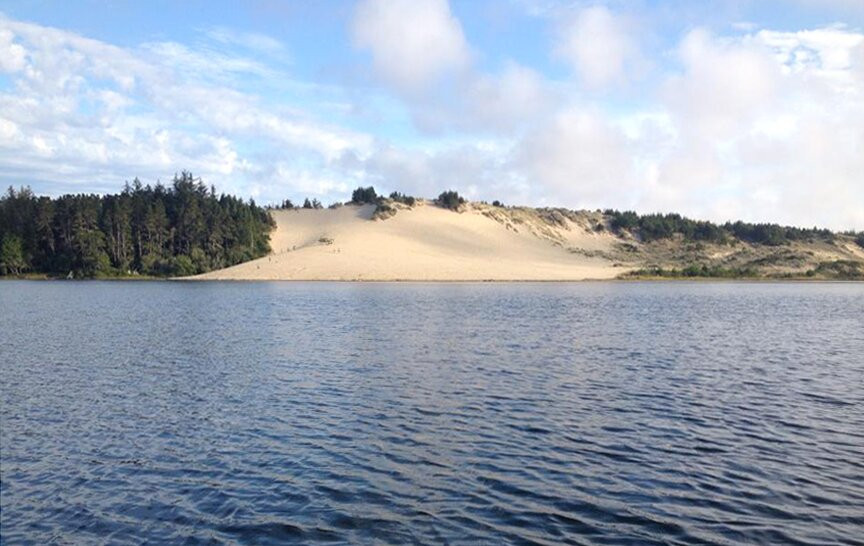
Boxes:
[193,202,625,281]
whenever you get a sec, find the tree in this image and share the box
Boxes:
[0,235,27,275]
[143,200,169,263]
[171,254,197,276]
[389,191,416,206]
[436,190,465,211]
[352,186,378,204]
[0,175,274,278]
[33,197,55,266]
[101,195,133,270]
[303,198,313,209]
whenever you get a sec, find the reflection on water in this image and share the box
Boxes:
[1,281,863,544]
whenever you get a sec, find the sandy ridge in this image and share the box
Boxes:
[193,202,624,281]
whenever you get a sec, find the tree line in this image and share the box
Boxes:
[0,172,274,277]
[604,210,837,246]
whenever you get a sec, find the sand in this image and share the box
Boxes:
[193,202,624,281]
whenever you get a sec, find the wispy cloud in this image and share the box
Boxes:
[1,3,862,229]
[0,14,370,200]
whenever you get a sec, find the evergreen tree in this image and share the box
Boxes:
[0,234,27,275]
[436,190,465,211]
[0,174,274,278]
[351,186,378,204]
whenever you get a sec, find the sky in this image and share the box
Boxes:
[1,0,863,229]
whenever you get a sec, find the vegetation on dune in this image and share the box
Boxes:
[273,197,325,210]
[604,209,835,246]
[5,179,860,280]
[347,187,418,220]
[0,172,273,278]
[388,191,416,206]
[627,260,864,280]
[809,260,864,280]
[351,186,378,205]
[627,265,759,278]
[436,190,466,211]
[372,202,397,220]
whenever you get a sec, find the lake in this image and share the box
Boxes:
[1,281,863,544]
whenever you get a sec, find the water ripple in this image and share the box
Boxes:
[1,280,863,544]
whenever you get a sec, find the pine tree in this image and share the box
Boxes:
[0,234,27,275]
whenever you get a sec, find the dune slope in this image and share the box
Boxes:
[194,202,623,281]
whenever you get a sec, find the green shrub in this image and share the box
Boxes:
[628,265,758,278]
[810,260,863,279]
[0,234,27,275]
[373,202,397,220]
[170,255,197,277]
[352,186,378,204]
[436,190,465,211]
[388,191,416,206]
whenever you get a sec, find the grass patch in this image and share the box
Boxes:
[626,265,759,278]
[807,260,864,280]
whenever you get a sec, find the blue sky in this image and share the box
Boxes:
[1,1,863,229]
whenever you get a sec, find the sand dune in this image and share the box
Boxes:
[194,202,624,281]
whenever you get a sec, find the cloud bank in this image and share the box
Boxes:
[1,3,862,230]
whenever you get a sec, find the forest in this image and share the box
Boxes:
[0,172,274,277]
[603,209,837,245]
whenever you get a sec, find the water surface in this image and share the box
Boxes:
[1,281,863,544]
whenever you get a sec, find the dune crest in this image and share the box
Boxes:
[194,202,623,281]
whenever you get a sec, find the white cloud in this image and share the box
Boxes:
[350,0,559,135]
[351,0,471,94]
[405,61,559,134]
[1,8,863,230]
[516,106,642,207]
[141,41,278,82]
[665,29,782,139]
[555,6,643,89]
[0,28,26,72]
[0,15,372,201]
[204,26,286,55]
[508,23,864,230]
[759,25,864,77]
[460,63,553,131]
[654,27,864,228]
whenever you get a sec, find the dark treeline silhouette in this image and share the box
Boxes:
[272,197,322,210]
[351,186,378,205]
[0,172,274,277]
[631,260,863,280]
[436,190,465,211]
[604,210,836,245]
[388,191,416,206]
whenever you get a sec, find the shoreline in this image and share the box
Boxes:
[3,275,862,283]
[5,205,862,284]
